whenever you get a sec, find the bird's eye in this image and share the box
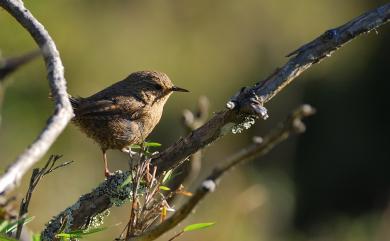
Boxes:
[153,83,163,90]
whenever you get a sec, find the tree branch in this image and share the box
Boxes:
[41,171,132,241]
[152,3,390,174]
[0,50,40,81]
[40,2,390,239]
[131,104,315,241]
[0,50,40,127]
[0,0,74,194]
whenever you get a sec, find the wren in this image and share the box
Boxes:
[70,71,189,177]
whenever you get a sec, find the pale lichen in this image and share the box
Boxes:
[231,116,256,134]
[86,209,110,231]
[41,171,133,241]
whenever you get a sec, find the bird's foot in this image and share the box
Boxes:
[104,169,114,178]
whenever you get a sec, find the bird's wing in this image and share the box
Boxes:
[74,96,144,120]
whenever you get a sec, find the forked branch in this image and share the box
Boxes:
[130,104,315,241]
[152,3,390,174]
[0,0,74,194]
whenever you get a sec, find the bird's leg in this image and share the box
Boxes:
[102,150,112,177]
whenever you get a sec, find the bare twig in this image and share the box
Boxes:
[40,3,390,238]
[0,50,40,81]
[170,96,209,189]
[182,96,209,131]
[167,231,184,241]
[130,105,315,241]
[15,155,72,239]
[0,0,74,194]
[0,50,40,127]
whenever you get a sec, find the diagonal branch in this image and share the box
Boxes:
[131,105,315,241]
[0,50,41,127]
[0,0,74,194]
[40,2,390,239]
[152,3,390,174]
[0,50,41,81]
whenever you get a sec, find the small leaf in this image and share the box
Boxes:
[183,222,215,232]
[159,186,171,191]
[120,174,132,189]
[56,233,82,239]
[144,142,162,147]
[5,216,35,233]
[162,169,173,184]
[160,206,167,222]
[56,227,107,239]
[176,190,193,197]
[129,144,141,149]
[0,220,9,233]
[32,234,41,241]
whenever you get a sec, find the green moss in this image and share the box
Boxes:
[41,171,133,241]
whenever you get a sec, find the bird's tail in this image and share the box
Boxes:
[69,95,80,109]
[48,92,80,110]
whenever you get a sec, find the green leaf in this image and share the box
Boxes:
[32,233,41,241]
[120,174,132,189]
[56,233,82,239]
[144,142,162,147]
[56,227,107,239]
[159,185,171,191]
[5,216,35,233]
[129,144,141,149]
[162,169,173,184]
[0,234,19,241]
[183,222,215,232]
[0,220,9,233]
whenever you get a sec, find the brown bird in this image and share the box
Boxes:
[70,71,189,177]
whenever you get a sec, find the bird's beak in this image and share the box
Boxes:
[171,86,189,92]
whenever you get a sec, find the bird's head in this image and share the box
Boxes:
[128,71,189,102]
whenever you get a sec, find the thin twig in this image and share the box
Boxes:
[130,105,315,241]
[15,155,73,239]
[0,0,74,195]
[167,231,184,241]
[170,96,209,190]
[0,50,41,81]
[0,50,40,127]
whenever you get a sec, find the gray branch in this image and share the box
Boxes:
[40,2,390,240]
[0,50,40,81]
[131,105,315,241]
[152,3,390,174]
[0,0,74,194]
[0,50,40,128]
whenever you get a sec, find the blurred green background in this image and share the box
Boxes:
[1,0,390,240]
